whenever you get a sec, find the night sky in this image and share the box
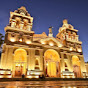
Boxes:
[0,0,88,62]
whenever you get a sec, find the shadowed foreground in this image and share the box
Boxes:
[0,80,88,88]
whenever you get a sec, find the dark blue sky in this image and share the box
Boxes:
[0,0,88,62]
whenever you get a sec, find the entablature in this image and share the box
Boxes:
[5,26,34,34]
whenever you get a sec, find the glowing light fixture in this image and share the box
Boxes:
[28,76,32,78]
[0,71,4,74]
[46,63,48,66]
[49,42,54,46]
[16,64,18,66]
[10,38,15,42]
[78,49,82,52]
[41,41,45,44]
[8,76,12,78]
[26,40,31,44]
[35,76,39,78]
[73,87,76,88]
[69,47,73,51]
[67,76,70,78]
[68,87,72,88]
[18,64,20,66]
[19,39,22,42]
[62,76,64,78]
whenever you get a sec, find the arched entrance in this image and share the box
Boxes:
[13,49,27,77]
[44,49,60,77]
[72,55,81,78]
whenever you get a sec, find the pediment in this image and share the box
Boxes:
[40,37,63,47]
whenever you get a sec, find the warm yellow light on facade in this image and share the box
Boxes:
[36,58,38,60]
[7,76,12,78]
[27,75,39,78]
[78,49,82,52]
[7,71,11,74]
[18,64,20,66]
[68,86,72,88]
[46,63,48,66]
[10,38,15,42]
[34,72,40,75]
[62,76,64,78]
[0,75,3,78]
[0,71,4,74]
[35,76,39,78]
[73,87,76,88]
[15,64,21,67]
[26,40,31,44]
[58,44,62,47]
[67,76,70,78]
[72,76,75,78]
[19,39,22,42]
[41,41,45,44]
[66,74,70,76]
[28,76,32,78]
[69,47,73,51]
[49,42,54,46]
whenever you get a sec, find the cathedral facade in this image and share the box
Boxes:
[0,7,88,78]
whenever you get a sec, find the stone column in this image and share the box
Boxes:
[39,49,43,71]
[79,55,86,72]
[6,46,14,70]
[67,54,73,72]
[0,44,6,69]
[60,52,65,72]
[30,49,35,70]
[1,45,9,69]
[27,49,30,70]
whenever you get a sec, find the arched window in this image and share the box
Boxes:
[35,67,40,70]
[35,59,40,70]
[35,59,39,65]
[65,62,67,67]
[65,69,69,71]
[64,54,67,59]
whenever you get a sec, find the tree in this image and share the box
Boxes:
[0,33,4,48]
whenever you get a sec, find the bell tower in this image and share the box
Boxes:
[0,7,34,75]
[56,19,86,74]
[56,19,82,53]
[4,6,34,44]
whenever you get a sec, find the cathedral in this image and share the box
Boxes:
[0,7,88,78]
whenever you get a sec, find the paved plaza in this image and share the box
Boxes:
[0,81,88,88]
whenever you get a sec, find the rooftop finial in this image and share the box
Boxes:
[48,26,53,37]
[19,6,27,11]
[49,26,53,34]
[63,19,68,24]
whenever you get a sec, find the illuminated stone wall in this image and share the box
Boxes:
[0,7,87,78]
